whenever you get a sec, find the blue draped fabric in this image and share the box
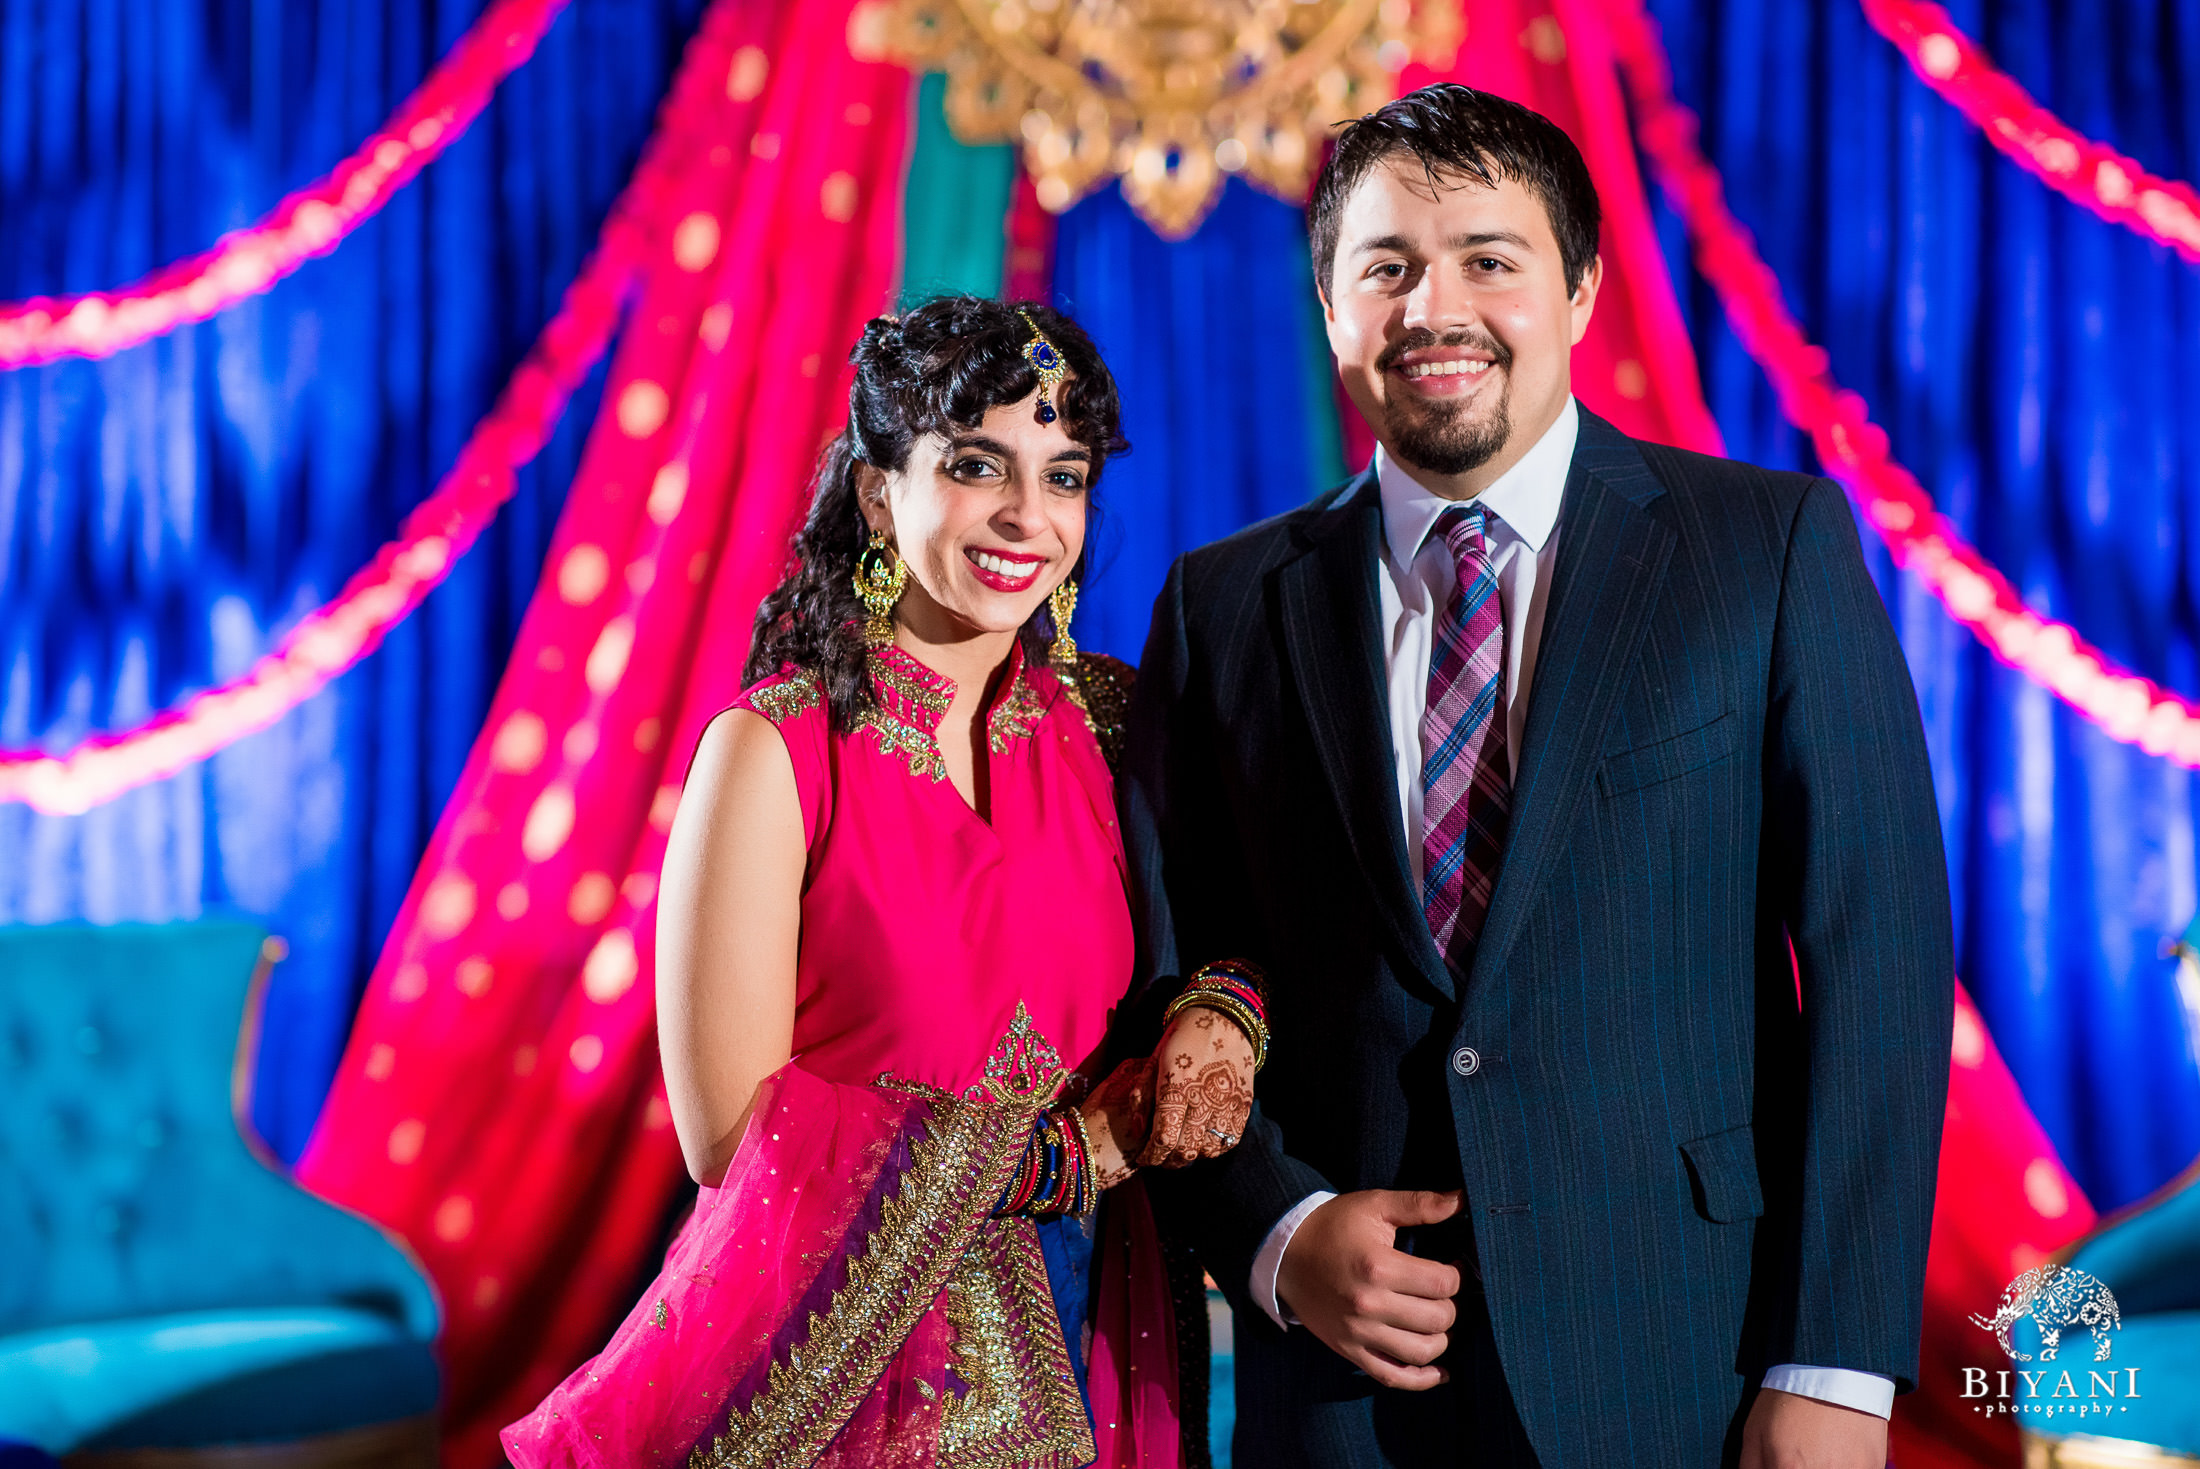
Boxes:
[1051,180,1347,660]
[13,0,2200,1228]
[0,0,703,1160]
[1645,0,2200,1209]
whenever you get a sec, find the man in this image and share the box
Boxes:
[1121,84,1954,1467]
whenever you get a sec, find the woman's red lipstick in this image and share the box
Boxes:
[964,546,1045,591]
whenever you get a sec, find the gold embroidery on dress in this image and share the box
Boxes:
[854,647,953,781]
[939,1218,1096,1467]
[747,668,823,725]
[965,1000,1068,1104]
[1065,652,1133,773]
[856,647,1052,782]
[985,667,1050,754]
[689,1009,1085,1469]
[688,1095,1031,1468]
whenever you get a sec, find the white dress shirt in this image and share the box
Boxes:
[1242,398,1895,1420]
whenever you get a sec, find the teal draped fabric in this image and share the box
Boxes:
[899,72,1015,304]
[1646,0,2200,1208]
[1050,180,1347,661]
[0,0,704,1160]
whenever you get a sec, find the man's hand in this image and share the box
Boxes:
[1740,1387,1889,1469]
[1137,1004,1257,1167]
[1275,1189,1463,1391]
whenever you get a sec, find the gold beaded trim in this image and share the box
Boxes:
[855,647,1055,782]
[986,668,1051,753]
[687,1090,1034,1467]
[744,668,823,725]
[938,1217,1095,1466]
[855,647,954,780]
[689,1009,1091,1467]
[1064,651,1133,773]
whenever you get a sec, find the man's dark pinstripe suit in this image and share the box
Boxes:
[1118,409,1955,1466]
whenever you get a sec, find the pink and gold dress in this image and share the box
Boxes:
[502,643,1192,1469]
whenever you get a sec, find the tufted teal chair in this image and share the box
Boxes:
[2017,1158,2200,1466]
[0,922,439,1464]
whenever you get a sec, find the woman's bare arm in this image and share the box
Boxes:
[656,709,806,1186]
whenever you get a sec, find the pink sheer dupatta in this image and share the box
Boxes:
[1086,1178,1188,1469]
[502,1061,1185,1468]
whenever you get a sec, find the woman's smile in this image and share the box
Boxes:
[963,545,1048,592]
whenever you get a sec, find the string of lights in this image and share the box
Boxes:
[1600,0,2200,768]
[1861,0,2200,264]
[0,0,571,369]
[15,0,2200,810]
[0,13,735,814]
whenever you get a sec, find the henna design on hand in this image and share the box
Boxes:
[1080,1056,1155,1191]
[1139,1007,1256,1168]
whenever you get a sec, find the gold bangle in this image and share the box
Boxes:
[1202,994,1269,1070]
[1189,957,1269,1007]
[1163,988,1269,1071]
[1060,1104,1099,1214]
[1163,985,1260,1036]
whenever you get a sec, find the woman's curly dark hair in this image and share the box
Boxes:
[746,295,1128,729]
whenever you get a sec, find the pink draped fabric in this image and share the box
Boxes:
[292,0,915,1460]
[504,1063,1172,1468]
[1889,981,2098,1469]
[504,1066,963,1467]
[1084,1180,1184,1468]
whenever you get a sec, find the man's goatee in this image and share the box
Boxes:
[1390,396,1513,477]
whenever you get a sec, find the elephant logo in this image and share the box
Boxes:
[1968,1263,2121,1363]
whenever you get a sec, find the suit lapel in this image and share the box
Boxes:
[1463,415,1677,1001]
[1278,472,1457,1003]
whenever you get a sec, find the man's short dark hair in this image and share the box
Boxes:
[1308,83,1602,298]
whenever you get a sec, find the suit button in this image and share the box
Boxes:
[1451,1046,1481,1077]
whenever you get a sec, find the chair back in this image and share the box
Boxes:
[2071,1161,2200,1316]
[0,922,437,1340]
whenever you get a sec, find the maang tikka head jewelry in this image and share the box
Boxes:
[853,528,909,648]
[1018,308,1066,425]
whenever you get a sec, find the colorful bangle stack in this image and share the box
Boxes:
[1161,957,1271,1071]
[997,1115,1048,1216]
[1058,1104,1097,1216]
[994,1105,1097,1219]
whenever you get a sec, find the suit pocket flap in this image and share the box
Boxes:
[1598,711,1737,797]
[1680,1122,1763,1223]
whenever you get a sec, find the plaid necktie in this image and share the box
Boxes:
[1421,503,1512,966]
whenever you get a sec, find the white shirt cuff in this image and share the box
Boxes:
[1760,1364,1896,1418]
[1250,1191,1337,1329]
[1254,1200,1897,1421]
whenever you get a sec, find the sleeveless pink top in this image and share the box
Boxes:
[730,642,1135,1093]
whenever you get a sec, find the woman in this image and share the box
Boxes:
[503,297,1268,1468]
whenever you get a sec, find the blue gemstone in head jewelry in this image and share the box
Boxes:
[1017,308,1067,425]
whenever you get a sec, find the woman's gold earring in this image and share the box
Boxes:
[1048,580,1079,669]
[853,530,909,649]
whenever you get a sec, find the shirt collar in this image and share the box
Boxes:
[1374,395,1578,567]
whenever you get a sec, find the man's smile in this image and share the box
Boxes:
[1383,342,1507,400]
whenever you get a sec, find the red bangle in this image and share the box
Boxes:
[1192,958,1268,1019]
